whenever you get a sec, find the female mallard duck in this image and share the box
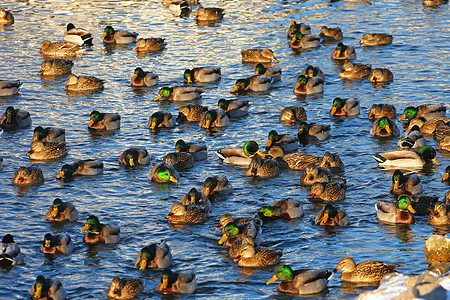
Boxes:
[181,187,211,213]
[136,240,173,270]
[40,233,73,254]
[390,170,422,195]
[149,162,179,183]
[245,157,280,178]
[435,121,450,143]
[106,277,143,299]
[33,126,65,142]
[80,215,120,244]
[218,222,261,247]
[156,269,196,294]
[297,121,330,142]
[397,125,427,149]
[368,68,394,83]
[184,67,221,83]
[370,116,400,137]
[0,234,24,268]
[315,204,349,226]
[154,86,202,101]
[175,140,207,161]
[234,243,282,267]
[0,8,14,25]
[63,23,93,46]
[293,75,324,95]
[216,140,266,166]
[202,176,233,200]
[368,103,397,121]
[0,106,31,130]
[45,198,79,222]
[217,99,249,118]
[407,117,450,136]
[254,63,282,82]
[319,26,343,42]
[166,202,207,224]
[265,130,298,153]
[40,40,84,58]
[301,65,325,80]
[65,74,103,91]
[12,166,44,185]
[437,136,450,151]
[176,105,208,123]
[28,276,66,300]
[257,198,304,220]
[329,97,360,117]
[135,38,165,52]
[320,151,345,173]
[331,43,357,60]
[300,163,334,186]
[359,33,393,46]
[56,159,104,180]
[266,265,331,295]
[373,146,439,169]
[0,80,21,96]
[333,257,399,283]
[88,111,120,131]
[442,165,450,184]
[308,181,347,201]
[279,105,307,125]
[231,75,272,93]
[398,104,446,122]
[241,49,278,63]
[428,202,450,226]
[195,7,224,21]
[287,21,311,38]
[131,67,158,87]
[199,109,229,129]
[163,152,194,171]
[339,61,372,80]
[120,147,151,166]
[27,141,67,160]
[101,26,138,44]
[375,195,416,224]
[289,31,321,50]
[39,59,73,76]
[148,111,176,130]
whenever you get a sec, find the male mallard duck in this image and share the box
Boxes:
[154,86,202,101]
[389,170,422,195]
[27,141,67,160]
[301,65,325,80]
[33,126,65,142]
[398,104,446,122]
[184,67,221,84]
[181,187,211,213]
[279,106,307,125]
[195,7,224,21]
[175,140,207,161]
[131,67,158,87]
[428,202,450,226]
[65,74,103,92]
[40,233,73,254]
[373,146,439,169]
[39,59,73,76]
[148,111,176,130]
[218,222,262,247]
[176,104,208,123]
[168,1,191,18]
[257,198,304,220]
[40,40,84,58]
[287,21,311,38]
[202,176,233,200]
[331,43,356,60]
[319,26,343,41]
[45,198,79,222]
[241,49,278,63]
[359,33,393,46]
[289,31,321,50]
[0,234,24,268]
[156,269,196,294]
[255,63,282,82]
[375,195,416,224]
[63,23,93,46]
[28,276,66,300]
[437,136,450,151]
[88,111,120,131]
[234,243,282,267]
[265,130,298,153]
[12,166,44,185]
[199,109,229,129]
[297,121,330,142]
[293,75,324,95]
[80,215,120,244]
[0,80,21,96]
[0,8,14,25]
[216,141,266,166]
[329,97,360,117]
[231,75,272,93]
[368,104,397,121]
[101,26,138,44]
[370,116,400,138]
[163,152,194,171]
[339,61,372,80]
[397,125,427,149]
[308,181,347,201]
[166,202,207,224]
[0,106,31,130]
[368,68,394,83]
[136,240,173,270]
[135,38,165,52]
[56,159,104,180]
[217,99,249,118]
[333,257,399,283]
[120,147,151,166]
[315,204,349,226]
[300,163,334,186]
[442,166,450,184]
[407,117,450,136]
[245,157,280,178]
[106,277,143,300]
[149,162,179,183]
[266,265,331,295]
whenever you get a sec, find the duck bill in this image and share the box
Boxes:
[407,205,416,214]
[80,224,89,232]
[150,121,157,130]
[436,144,443,150]
[265,140,272,148]
[166,213,173,219]
[308,193,315,199]
[26,149,33,156]
[256,150,267,158]
[323,161,331,168]
[204,187,210,196]
[169,175,178,183]
[322,212,329,223]
[88,120,95,127]
[129,158,135,167]
[432,157,440,165]
[101,32,107,39]
[305,171,312,181]
[214,224,223,230]
[442,173,449,182]
[131,74,138,81]
[140,259,147,270]
[161,278,169,289]
[294,82,301,90]
[272,56,279,63]
[190,196,196,204]
[335,49,341,57]
[393,180,399,190]
[218,234,228,245]
[45,240,51,248]
[385,124,392,134]
[406,124,413,131]
[266,274,279,285]
[38,70,44,75]
[56,171,65,179]
[205,119,211,129]
[290,36,296,44]
[330,107,337,116]
[154,94,162,101]
[230,85,239,93]
[398,115,406,121]
[186,77,192,84]
[52,207,59,217]
[35,286,42,298]
[233,256,242,262]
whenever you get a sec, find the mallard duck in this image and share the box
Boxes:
[339,61,372,80]
[245,157,280,178]
[45,198,79,222]
[399,104,446,122]
[101,26,138,44]
[293,75,324,95]
[135,38,165,52]
[154,86,202,101]
[120,147,151,166]
[168,1,191,18]
[199,109,229,129]
[370,116,400,137]
[257,198,304,220]
[39,59,73,76]
[136,240,173,270]
[88,111,120,131]
[407,117,449,136]
[181,187,211,213]
[287,21,311,38]
[156,269,196,294]
[331,43,357,60]
[0,234,24,268]
[308,181,347,201]
[12,166,44,185]
[28,276,66,300]
[218,222,261,247]
[437,136,450,151]
[373,146,439,169]
[290,31,321,50]
[228,236,255,259]
[334,257,399,283]
[266,265,331,295]
[442,166,450,184]
[254,63,282,82]
[301,65,325,80]
[428,202,450,226]
[359,33,393,46]
[195,7,224,21]
[319,26,343,41]
[148,111,176,130]
[319,151,345,173]
[422,0,448,6]
[166,202,207,224]
[297,121,330,142]
[175,140,207,161]
[0,8,14,25]
[131,67,158,87]
[149,162,179,183]
[241,49,278,63]
[63,23,93,46]
[217,99,249,118]
[231,75,272,93]
[398,125,427,149]
[389,170,422,195]
[40,40,84,58]
[65,74,104,92]
[214,214,258,231]
[80,215,120,244]
[409,195,439,216]
[176,105,208,123]
[163,152,194,171]
[269,148,344,172]
[315,204,349,226]
[435,120,450,142]
[27,141,67,160]
[279,106,307,125]
[56,159,104,180]
[40,233,73,254]
[375,195,416,224]
[234,243,282,267]
[0,106,31,130]
[368,68,394,83]
[202,176,233,200]
[106,277,143,300]
[0,80,21,96]
[265,130,298,153]
[33,126,65,142]
[216,141,266,166]
[184,67,221,83]
[368,104,397,121]
[329,97,360,117]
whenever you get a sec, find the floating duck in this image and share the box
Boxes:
[0,234,24,268]
[106,277,143,300]
[27,141,67,160]
[241,49,278,63]
[202,176,233,200]
[0,80,21,97]
[398,104,446,122]
[331,43,356,60]
[154,86,202,101]
[245,157,280,178]
[390,170,422,195]
[155,269,197,294]
[234,243,282,267]
[175,140,207,161]
[63,23,93,46]
[375,195,416,224]
[333,257,399,283]
[166,202,207,224]
[135,240,173,270]
[120,147,151,166]
[101,26,138,44]
[28,276,66,300]
[33,126,65,142]
[40,233,73,254]
[368,104,397,121]
[315,204,349,226]
[368,68,394,83]
[40,40,84,58]
[339,61,372,80]
[184,67,221,83]
[88,111,120,131]
[135,38,165,52]
[254,63,281,82]
[131,67,158,87]
[293,75,323,95]
[320,26,343,41]
[215,141,266,166]
[0,106,31,130]
[80,215,120,244]
[301,65,325,80]
[359,33,393,46]
[397,125,427,149]
[373,146,439,169]
[65,74,104,92]
[12,166,44,185]
[279,106,307,124]
[163,152,194,171]
[370,117,400,138]
[56,159,103,180]
[329,97,360,117]
[148,111,176,130]
[39,59,73,76]
[195,7,224,21]
[149,162,179,183]
[198,109,229,129]
[45,198,79,222]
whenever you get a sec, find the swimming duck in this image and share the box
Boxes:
[370,117,400,137]
[0,8,14,25]
[195,7,224,21]
[0,80,21,96]
[80,215,120,244]
[217,99,249,118]
[297,121,330,142]
[234,243,282,267]
[88,111,120,131]
[218,222,261,247]
[373,146,439,169]
[308,181,347,201]
[199,109,229,129]
[293,75,324,95]
[230,75,272,93]
[202,176,233,200]
[40,233,73,254]
[333,257,399,283]
[289,31,321,50]
[315,204,349,226]
[12,166,44,185]
[331,43,356,60]
[136,240,173,270]
[359,33,393,46]
[329,97,360,117]
[39,59,73,76]
[40,40,84,58]
[131,67,158,87]
[101,26,138,44]
[300,163,335,186]
[339,61,372,80]
[254,63,282,82]
[0,234,24,268]
[148,111,176,130]
[406,117,449,136]
[215,214,258,231]
[56,159,104,180]
[181,187,211,213]
[106,277,143,300]
[168,1,191,18]
[442,166,450,185]
[45,198,79,222]
[154,86,202,101]
[215,141,266,166]
[27,141,67,160]
[437,136,450,151]
[368,103,397,121]
[0,106,31,130]
[149,162,179,183]
[398,104,446,122]
[63,23,93,46]
[301,65,325,80]
[287,21,311,38]
[241,49,278,63]
[435,120,450,141]
[228,236,255,259]
[120,147,151,167]
[368,68,394,83]
[28,276,66,300]
[375,195,416,224]
[184,67,221,83]
[245,157,280,178]
[390,170,422,195]
[65,74,103,91]
[163,152,194,171]
[135,38,165,52]
[156,269,197,294]
[409,195,439,216]
[175,140,207,161]
[279,106,307,125]
[319,26,343,41]
[397,125,427,149]
[268,148,344,172]
[166,202,207,224]
[428,202,450,226]
[176,105,208,123]
[33,126,65,142]
[266,265,331,295]
[257,198,304,220]
[265,130,298,153]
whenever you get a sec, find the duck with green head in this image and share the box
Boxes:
[302,65,325,80]
[231,75,272,93]
[265,130,298,153]
[0,106,31,131]
[215,140,267,166]
[29,275,67,300]
[33,126,65,142]
[148,111,176,130]
[156,269,197,294]
[331,42,356,59]
[287,21,311,38]
[297,121,330,142]
[154,86,202,101]
[293,75,323,95]
[398,104,446,122]
[135,240,172,270]
[389,170,422,195]
[181,187,211,212]
[217,99,249,118]
[175,139,207,161]
[373,146,439,169]
[329,97,360,117]
[183,67,221,83]
[101,25,138,44]
[56,159,103,180]
[131,67,158,87]
[202,176,233,200]
[40,233,73,254]
[120,147,151,167]
[289,31,320,50]
[149,162,179,184]
[88,110,120,131]
[45,198,79,222]
[375,195,416,224]
[199,109,229,129]
[255,63,282,81]
[315,204,349,226]
[218,221,261,247]
[257,198,303,220]
[80,215,120,244]
[370,116,400,137]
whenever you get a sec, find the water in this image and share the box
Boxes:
[0,0,449,298]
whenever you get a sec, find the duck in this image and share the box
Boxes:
[135,240,173,270]
[135,37,165,52]
[0,106,31,130]
[407,117,450,136]
[56,159,104,180]
[398,104,446,122]
[428,201,450,226]
[254,63,282,82]
[39,59,73,76]
[0,234,24,268]
[368,68,394,83]
[181,187,211,213]
[434,120,450,142]
[63,23,93,46]
[245,157,280,178]
[300,163,335,186]
[88,111,120,131]
[266,265,331,295]
[256,198,304,220]
[397,125,427,149]
[40,233,73,254]
[368,103,397,121]
[131,67,158,87]
[389,170,422,195]
[241,49,278,63]
[319,151,345,173]
[234,243,282,267]
[0,8,14,25]
[163,152,194,171]
[333,257,399,283]
[287,21,311,38]
[297,121,330,142]
[120,147,151,166]
[168,1,191,18]
[176,105,208,123]
[423,0,448,6]
[289,31,321,50]
[195,7,224,21]
[199,109,229,129]
[148,111,176,130]
[301,65,325,80]
[265,130,298,153]
[12,166,44,185]
[215,214,258,231]
[329,97,360,117]
[308,181,347,201]
[293,75,324,95]
[27,141,67,160]
[184,67,221,83]
[319,26,343,41]
[370,116,400,137]
[0,80,21,96]
[101,26,138,44]
[45,198,79,222]
[40,40,84,58]
[373,146,439,169]
[218,222,261,247]
[154,86,202,101]
[331,42,356,60]
[80,215,120,244]
[442,166,450,184]
[359,33,393,46]
[339,61,372,80]
[65,74,103,92]
[166,202,207,224]
[28,276,66,300]
[106,277,143,299]
[409,195,439,216]
[228,236,255,259]
[33,126,65,143]
[279,106,307,125]
[315,204,349,226]
[156,269,196,294]
[230,75,272,93]
[217,99,249,118]
[215,140,266,166]
[175,140,207,161]
[375,195,416,224]
[437,136,450,151]
[202,176,233,200]
[149,162,179,183]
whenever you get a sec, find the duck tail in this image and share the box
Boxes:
[372,154,386,163]
[215,150,226,160]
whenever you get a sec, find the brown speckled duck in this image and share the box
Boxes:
[359,33,393,46]
[166,202,207,224]
[368,104,397,121]
[320,26,343,41]
[27,141,67,160]
[308,181,347,201]
[279,105,307,125]
[334,257,399,283]
[241,49,278,63]
[65,74,104,91]
[339,61,372,80]
[176,105,208,123]
[12,166,44,185]
[163,152,194,171]
[234,243,282,267]
[428,201,450,226]
[106,277,143,300]
[40,40,84,58]
[135,38,165,52]
[39,59,73,76]
[245,157,280,178]
[195,7,224,21]
[368,68,394,83]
